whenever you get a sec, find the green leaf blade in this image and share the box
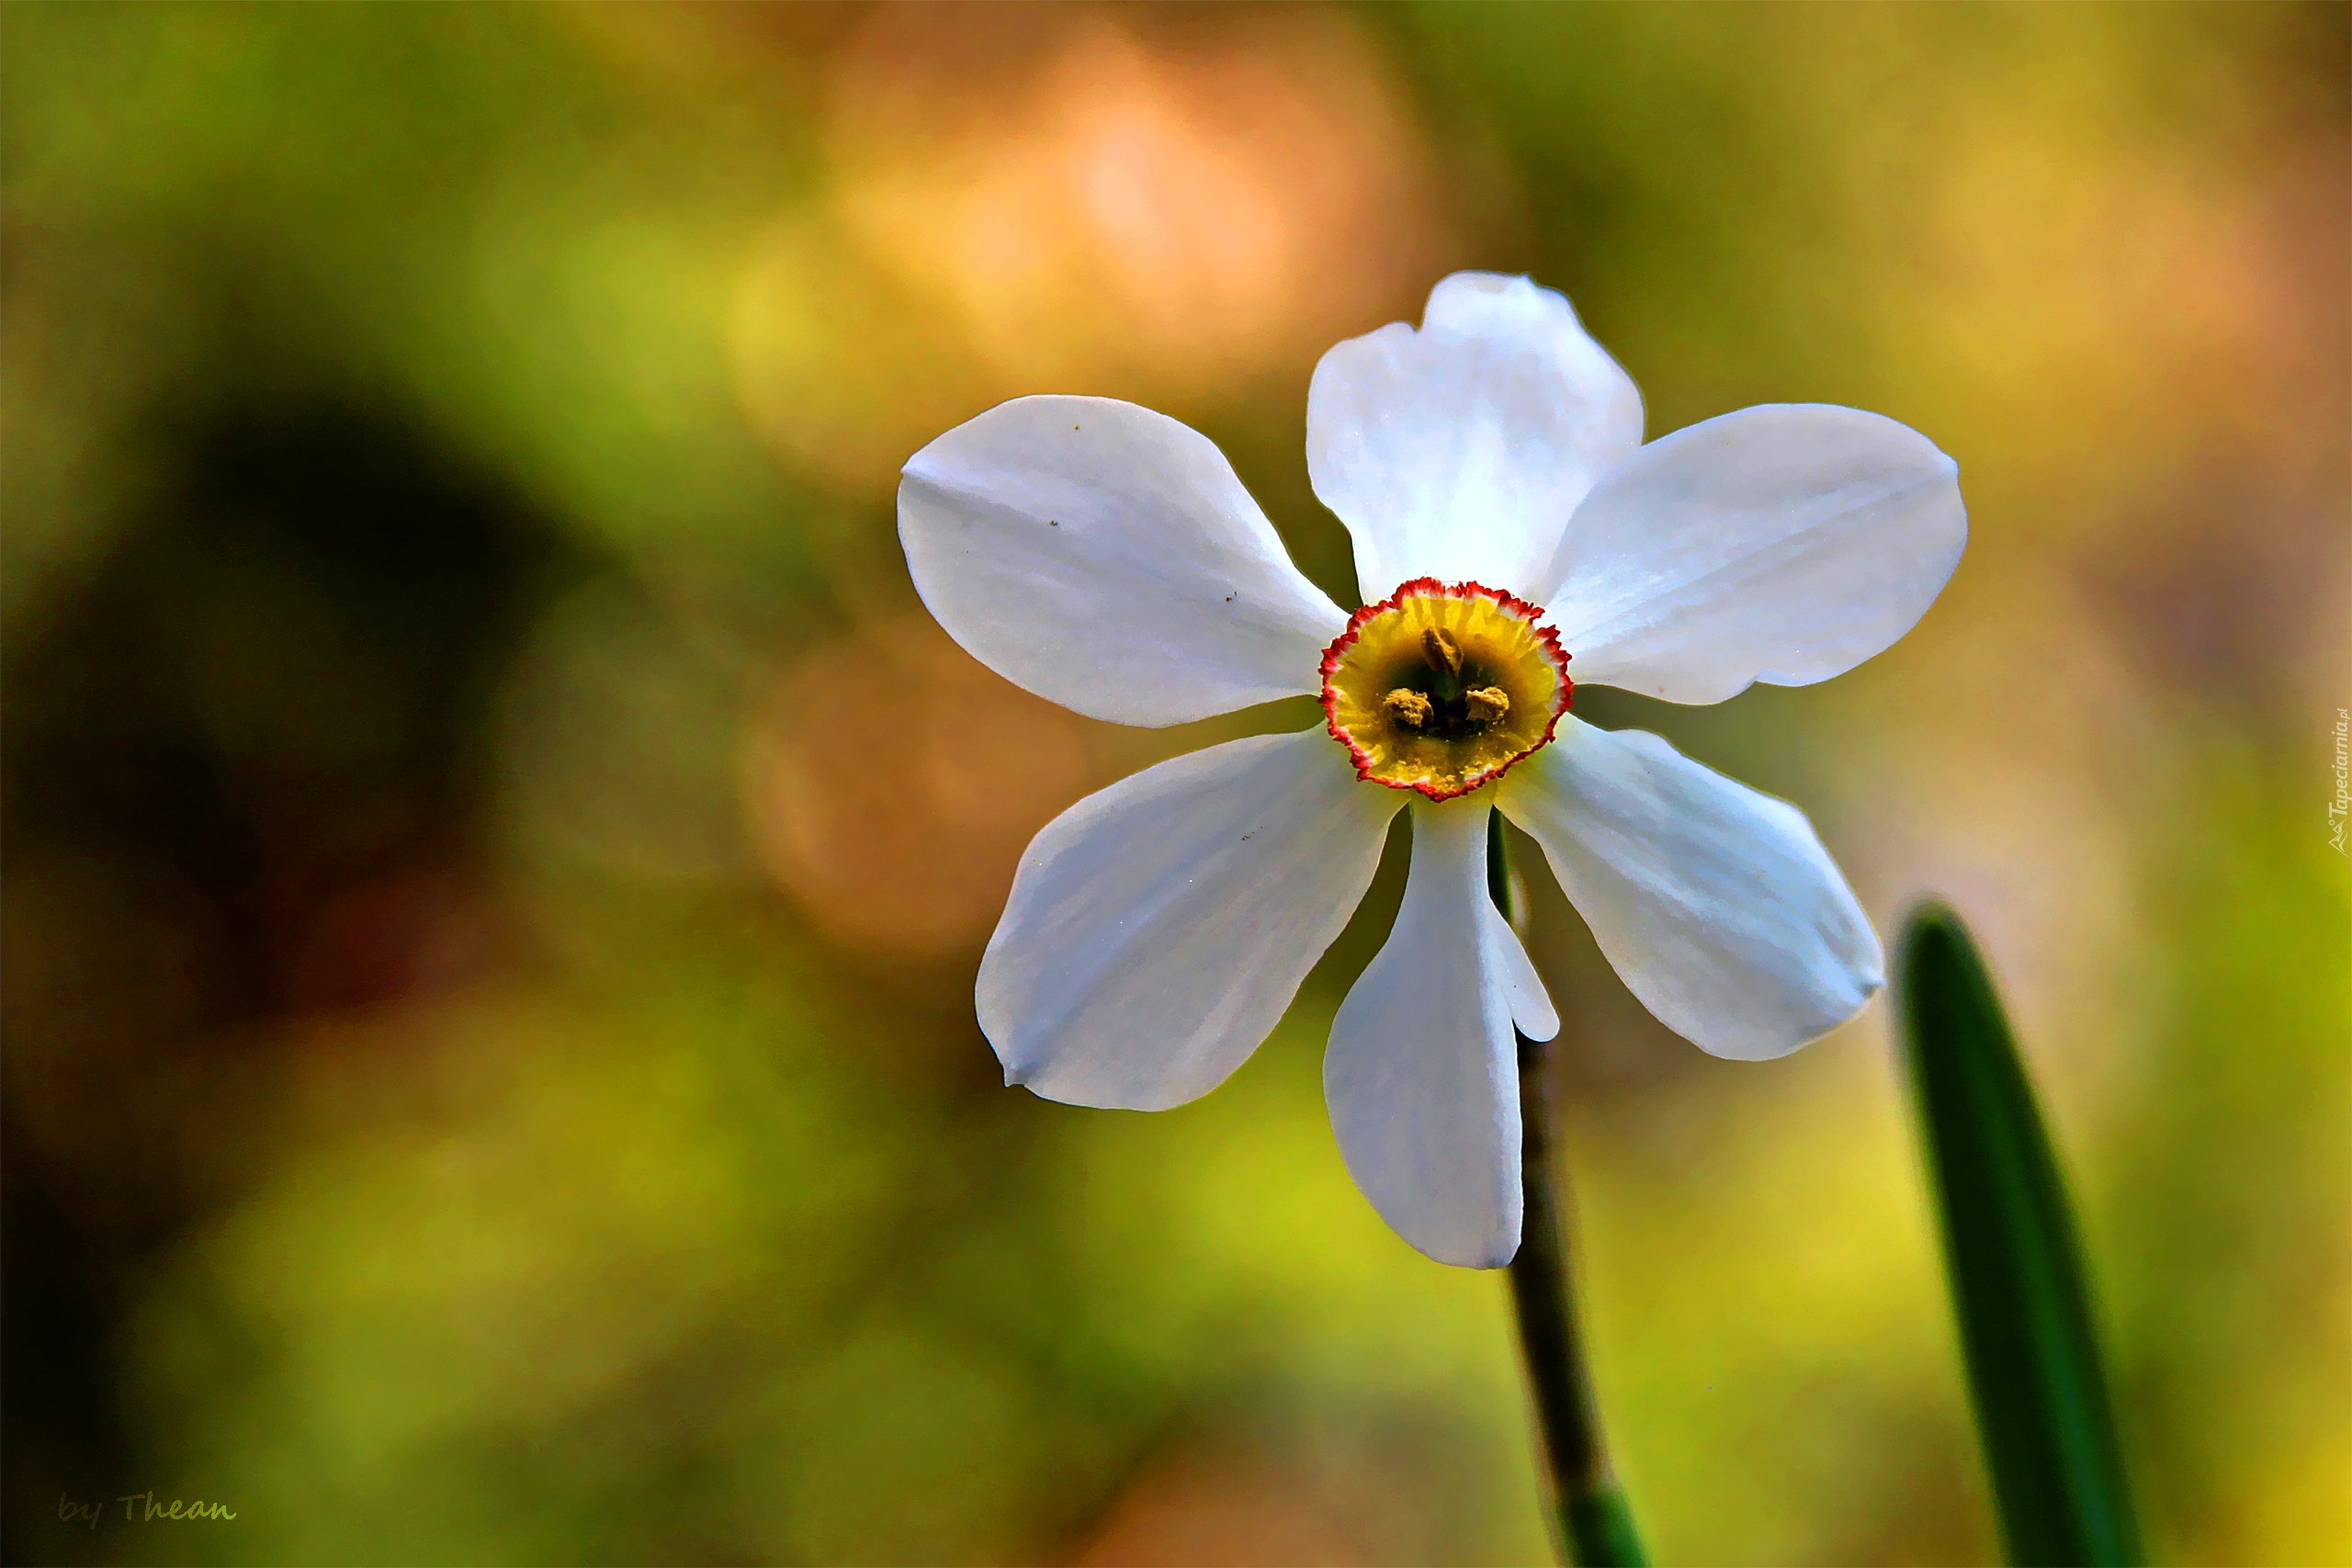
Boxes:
[1895,902,2143,1568]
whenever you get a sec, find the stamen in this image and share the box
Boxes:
[1319,578,1572,801]
[1385,688,1433,728]
[1422,626,1464,678]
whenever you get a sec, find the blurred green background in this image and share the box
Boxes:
[5,4,2346,1563]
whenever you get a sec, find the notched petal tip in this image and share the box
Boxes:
[1746,973,1883,1062]
[1419,1225,1521,1271]
[1306,274,1644,606]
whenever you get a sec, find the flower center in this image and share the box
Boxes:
[1319,578,1572,801]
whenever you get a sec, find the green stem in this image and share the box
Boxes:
[1490,811,1646,1567]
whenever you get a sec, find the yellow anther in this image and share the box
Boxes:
[1422,626,1464,678]
[1384,688,1434,728]
[1320,582,1568,800]
[1464,686,1510,724]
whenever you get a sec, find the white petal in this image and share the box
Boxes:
[1306,273,1644,605]
[980,728,1402,1111]
[1498,718,1883,1061]
[1325,798,1539,1268]
[1536,404,1966,705]
[900,396,1348,727]
[1485,896,1560,1043]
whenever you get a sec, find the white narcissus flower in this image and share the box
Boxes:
[898,272,1966,1268]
